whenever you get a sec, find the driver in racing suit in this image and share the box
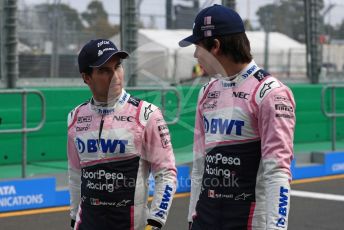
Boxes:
[179,5,295,229]
[68,39,177,230]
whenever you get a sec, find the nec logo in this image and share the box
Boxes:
[113,115,134,122]
[232,92,249,100]
[276,186,289,228]
[204,116,244,136]
[75,138,128,154]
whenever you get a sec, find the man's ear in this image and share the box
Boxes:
[210,39,221,56]
[82,73,90,84]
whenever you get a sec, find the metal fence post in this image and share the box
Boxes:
[331,87,336,150]
[121,0,138,86]
[22,91,27,177]
[304,0,323,84]
[321,85,344,151]
[0,89,46,178]
[4,0,18,88]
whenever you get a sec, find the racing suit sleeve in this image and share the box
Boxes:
[188,87,206,222]
[143,107,177,227]
[257,80,296,229]
[67,111,81,222]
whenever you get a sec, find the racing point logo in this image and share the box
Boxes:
[90,198,101,206]
[208,190,215,198]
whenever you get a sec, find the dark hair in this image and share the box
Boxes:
[81,67,93,84]
[200,32,252,63]
[82,67,93,76]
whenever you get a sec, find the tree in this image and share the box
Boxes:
[323,24,336,41]
[256,0,324,43]
[81,1,120,39]
[17,3,85,52]
[243,19,253,31]
[329,20,344,40]
[35,3,84,31]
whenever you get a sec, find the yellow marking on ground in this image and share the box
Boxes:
[0,206,69,218]
[147,192,189,202]
[0,193,191,218]
[2,175,344,218]
[173,192,190,199]
[292,174,344,184]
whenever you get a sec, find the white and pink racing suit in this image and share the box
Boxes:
[189,60,296,230]
[67,90,177,230]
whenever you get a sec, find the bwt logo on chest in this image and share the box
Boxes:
[203,116,244,135]
[75,138,128,154]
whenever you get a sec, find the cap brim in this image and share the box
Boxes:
[90,51,129,68]
[178,35,200,47]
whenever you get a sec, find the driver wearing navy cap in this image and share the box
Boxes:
[78,39,129,74]
[68,39,177,230]
[179,4,245,47]
[180,5,295,230]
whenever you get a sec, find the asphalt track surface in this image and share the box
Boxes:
[1,175,344,230]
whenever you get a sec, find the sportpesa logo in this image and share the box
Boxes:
[75,138,128,154]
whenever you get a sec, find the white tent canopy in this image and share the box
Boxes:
[247,31,305,53]
[139,29,305,55]
[111,29,195,84]
[111,29,306,84]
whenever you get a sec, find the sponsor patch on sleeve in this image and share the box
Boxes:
[138,101,158,126]
[274,95,290,102]
[273,95,295,119]
[255,77,281,105]
[157,124,171,148]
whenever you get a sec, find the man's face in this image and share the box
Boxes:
[84,55,124,102]
[193,42,224,76]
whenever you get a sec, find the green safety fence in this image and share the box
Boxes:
[0,84,344,166]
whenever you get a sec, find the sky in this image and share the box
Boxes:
[20,0,344,29]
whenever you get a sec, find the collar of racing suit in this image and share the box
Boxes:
[213,60,260,86]
[90,89,129,115]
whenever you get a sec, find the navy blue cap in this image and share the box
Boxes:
[78,39,129,73]
[179,4,245,47]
